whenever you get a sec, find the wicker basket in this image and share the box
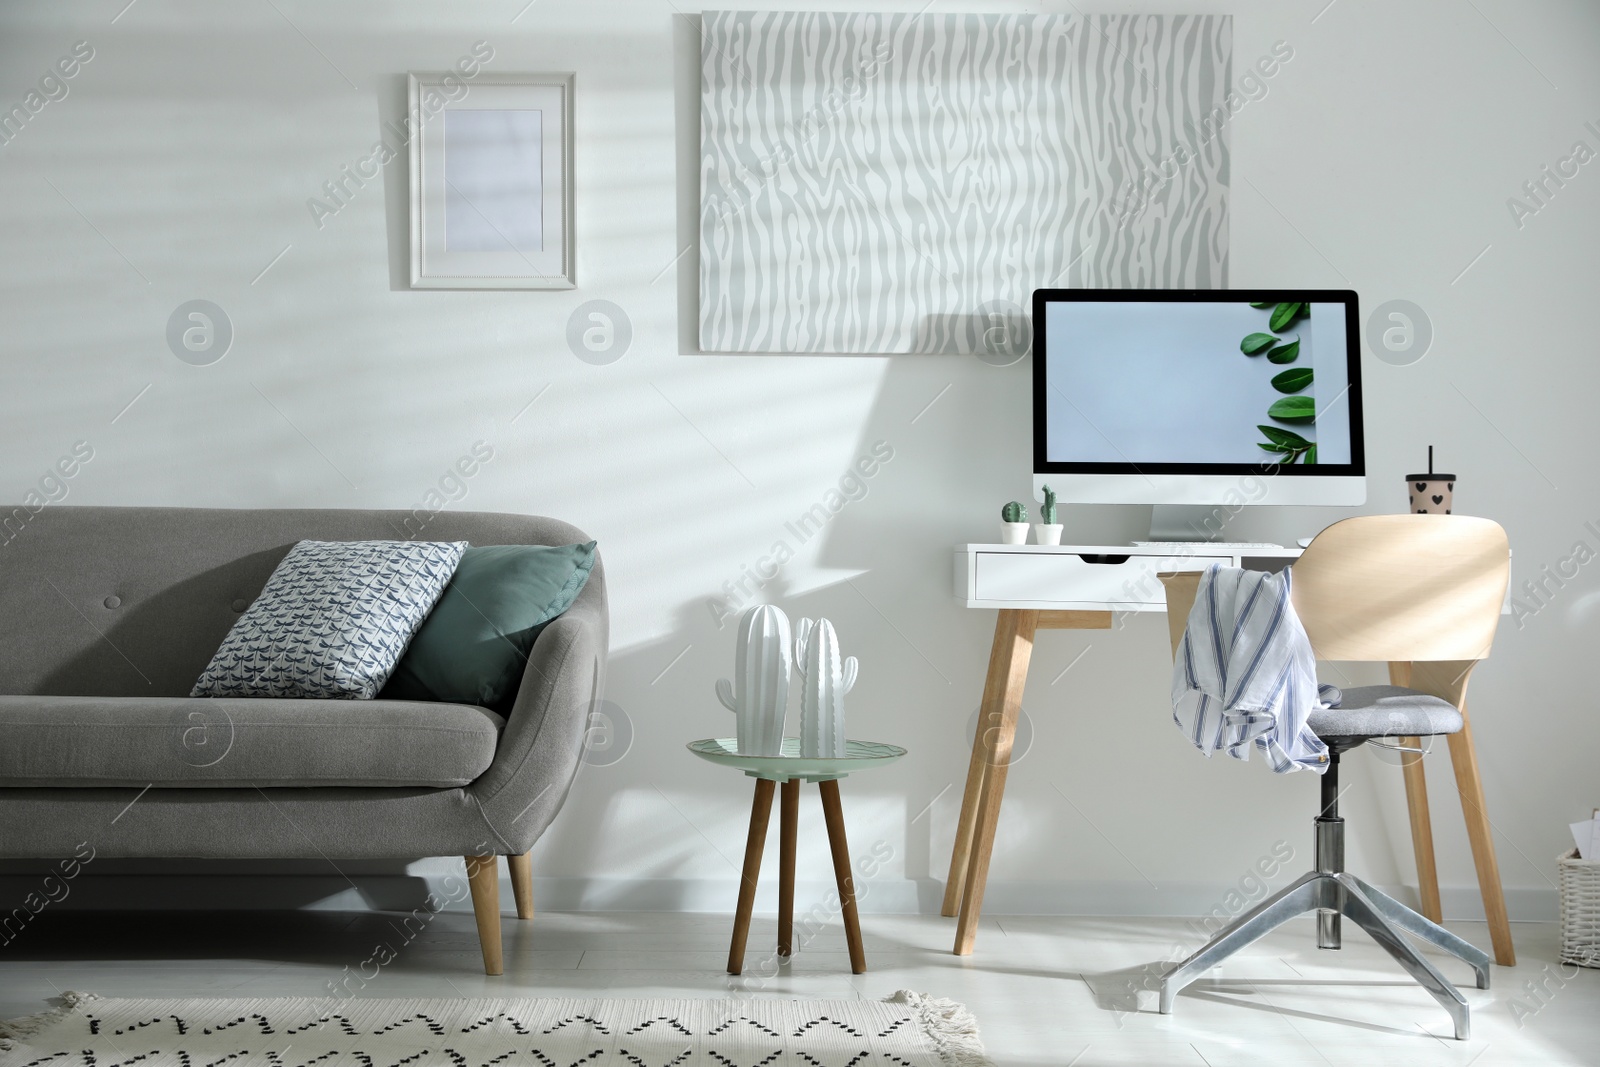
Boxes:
[1559,849,1600,968]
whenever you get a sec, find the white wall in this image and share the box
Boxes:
[1,0,1596,922]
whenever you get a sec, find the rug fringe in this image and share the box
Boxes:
[889,990,991,1067]
[0,991,97,1053]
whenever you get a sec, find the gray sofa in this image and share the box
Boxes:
[0,506,607,974]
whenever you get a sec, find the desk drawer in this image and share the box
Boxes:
[972,551,1228,607]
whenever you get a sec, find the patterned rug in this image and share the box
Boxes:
[0,990,987,1066]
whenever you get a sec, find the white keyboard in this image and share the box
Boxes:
[1131,541,1285,550]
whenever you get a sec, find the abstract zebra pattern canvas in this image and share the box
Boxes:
[700,11,1233,354]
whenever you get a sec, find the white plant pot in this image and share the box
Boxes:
[1034,523,1063,546]
[1000,522,1029,545]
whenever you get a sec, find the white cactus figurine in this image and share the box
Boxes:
[715,605,792,756]
[794,617,857,759]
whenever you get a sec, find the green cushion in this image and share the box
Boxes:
[383,542,596,710]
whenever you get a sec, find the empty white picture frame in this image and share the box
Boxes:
[409,72,574,289]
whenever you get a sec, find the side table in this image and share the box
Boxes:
[687,737,906,975]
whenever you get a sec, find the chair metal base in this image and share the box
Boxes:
[1158,869,1489,1040]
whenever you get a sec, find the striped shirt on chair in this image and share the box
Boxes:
[1171,565,1332,775]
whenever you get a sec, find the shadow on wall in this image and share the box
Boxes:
[381,71,412,293]
[33,550,291,698]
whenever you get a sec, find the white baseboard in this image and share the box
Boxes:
[0,871,1559,922]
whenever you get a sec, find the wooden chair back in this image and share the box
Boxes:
[1292,515,1508,662]
[1159,515,1509,664]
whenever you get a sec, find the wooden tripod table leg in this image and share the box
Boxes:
[728,778,776,975]
[953,609,1038,955]
[818,779,866,974]
[779,778,799,958]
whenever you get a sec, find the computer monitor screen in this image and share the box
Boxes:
[1032,289,1364,506]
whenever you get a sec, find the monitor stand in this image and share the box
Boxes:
[1146,504,1230,543]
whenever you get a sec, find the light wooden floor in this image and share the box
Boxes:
[1,910,1595,1065]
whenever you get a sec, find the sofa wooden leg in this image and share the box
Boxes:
[465,854,504,975]
[507,852,534,920]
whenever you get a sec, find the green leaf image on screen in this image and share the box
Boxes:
[1269,302,1304,331]
[1241,305,1317,462]
[1271,367,1313,393]
[1258,426,1311,449]
[1259,423,1314,461]
[1266,338,1300,363]
[1241,332,1277,355]
[1267,395,1316,422]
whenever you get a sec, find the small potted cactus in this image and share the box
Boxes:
[1000,500,1029,544]
[1034,484,1063,545]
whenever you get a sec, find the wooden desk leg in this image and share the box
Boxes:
[728,778,776,975]
[1447,710,1516,966]
[779,778,799,958]
[1390,662,1442,923]
[953,609,1038,956]
[819,779,867,974]
[942,616,1013,916]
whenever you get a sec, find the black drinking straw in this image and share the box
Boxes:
[1428,446,1433,476]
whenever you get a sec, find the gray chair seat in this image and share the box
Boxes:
[1309,685,1462,739]
[0,696,503,788]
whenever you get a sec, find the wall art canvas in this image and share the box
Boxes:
[699,12,1232,353]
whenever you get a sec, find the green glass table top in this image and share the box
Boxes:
[686,737,907,781]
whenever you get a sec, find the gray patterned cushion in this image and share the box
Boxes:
[191,540,467,700]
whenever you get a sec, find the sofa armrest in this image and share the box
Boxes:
[468,555,608,854]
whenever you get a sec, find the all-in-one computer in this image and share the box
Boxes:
[1032,289,1366,541]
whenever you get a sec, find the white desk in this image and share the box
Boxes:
[954,543,1302,611]
[943,540,1513,959]
[943,542,1301,955]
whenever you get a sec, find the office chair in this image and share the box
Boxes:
[1157,514,1512,1041]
